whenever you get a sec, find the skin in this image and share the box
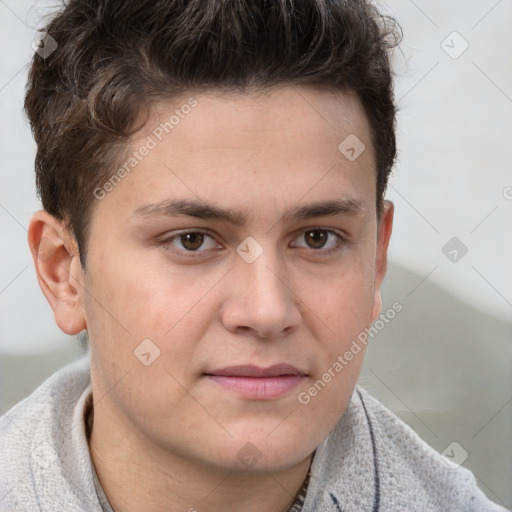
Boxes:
[28,85,393,512]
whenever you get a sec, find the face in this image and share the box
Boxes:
[75,85,392,472]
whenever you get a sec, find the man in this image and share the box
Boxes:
[0,0,506,511]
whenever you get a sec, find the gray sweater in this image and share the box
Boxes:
[0,356,507,512]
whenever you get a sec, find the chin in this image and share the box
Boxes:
[206,429,316,474]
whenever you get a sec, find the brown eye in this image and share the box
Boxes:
[304,229,328,249]
[291,228,342,254]
[161,230,221,255]
[180,232,204,250]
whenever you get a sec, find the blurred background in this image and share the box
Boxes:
[0,0,511,507]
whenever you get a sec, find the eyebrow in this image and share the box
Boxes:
[132,198,367,225]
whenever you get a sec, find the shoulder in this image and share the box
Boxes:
[0,355,94,511]
[0,354,91,439]
[354,386,508,512]
[304,386,507,512]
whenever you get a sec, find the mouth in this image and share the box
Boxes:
[204,364,307,400]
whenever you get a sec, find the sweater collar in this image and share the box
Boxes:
[301,386,379,512]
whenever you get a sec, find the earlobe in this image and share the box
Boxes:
[371,200,394,323]
[28,210,86,335]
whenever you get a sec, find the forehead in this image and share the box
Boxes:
[96,85,376,221]
[150,85,372,158]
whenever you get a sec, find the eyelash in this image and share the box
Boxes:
[159,228,346,258]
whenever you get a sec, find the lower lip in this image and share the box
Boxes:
[206,375,304,400]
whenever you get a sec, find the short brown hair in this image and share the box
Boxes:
[25,0,400,267]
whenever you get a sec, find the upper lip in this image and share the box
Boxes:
[206,364,306,378]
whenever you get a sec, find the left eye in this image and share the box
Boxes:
[291,229,341,250]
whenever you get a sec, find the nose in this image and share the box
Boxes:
[220,249,302,339]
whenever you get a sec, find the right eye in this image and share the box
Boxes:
[159,230,223,256]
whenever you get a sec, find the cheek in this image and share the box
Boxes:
[83,260,212,436]
[83,255,226,398]
[123,268,224,346]
[308,257,376,343]
[86,251,218,338]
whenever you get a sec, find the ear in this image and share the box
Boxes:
[27,210,86,335]
[371,200,394,323]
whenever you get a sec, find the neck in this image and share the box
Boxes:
[87,400,312,512]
